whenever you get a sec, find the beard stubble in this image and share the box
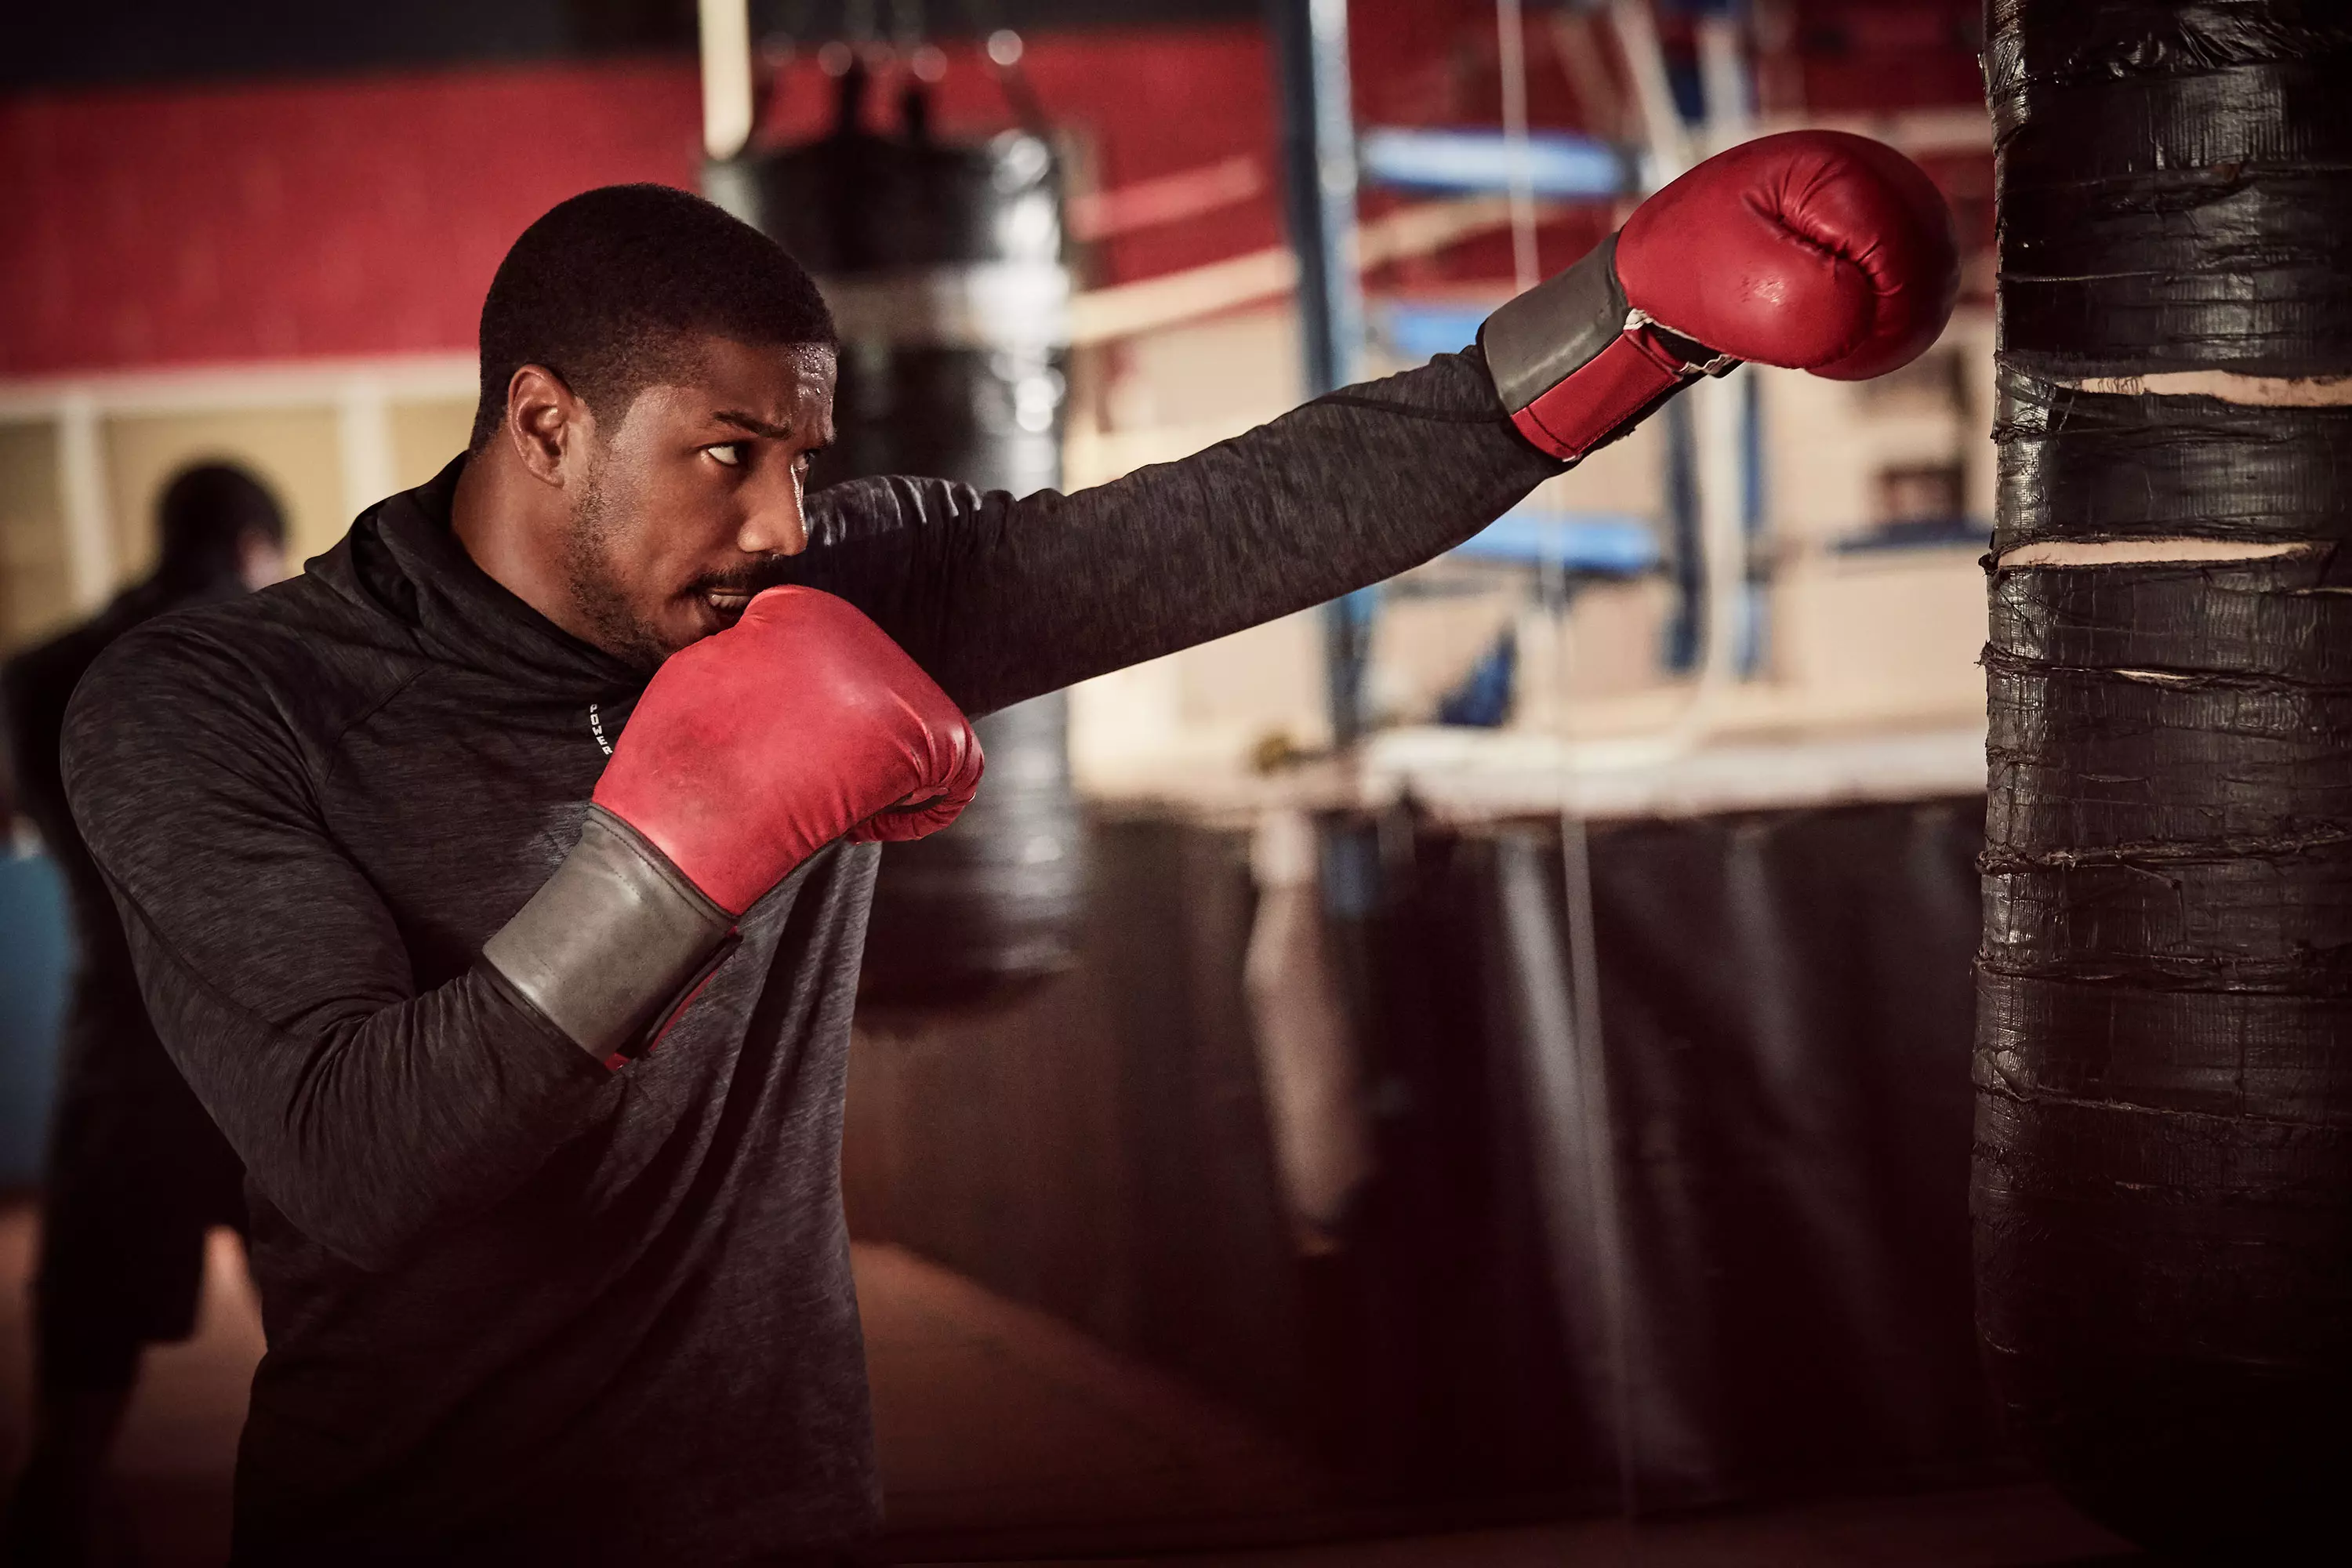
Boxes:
[561,459,673,671]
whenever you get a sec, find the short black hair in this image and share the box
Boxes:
[470,183,837,452]
[156,463,285,590]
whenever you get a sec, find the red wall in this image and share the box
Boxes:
[2,60,703,374]
[2,4,1988,380]
[0,30,1286,379]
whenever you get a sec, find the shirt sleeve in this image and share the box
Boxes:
[61,622,621,1271]
[784,347,1561,715]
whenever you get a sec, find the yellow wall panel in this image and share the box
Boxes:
[390,399,477,493]
[103,409,345,575]
[0,423,73,653]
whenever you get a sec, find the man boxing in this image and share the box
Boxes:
[60,132,1955,1563]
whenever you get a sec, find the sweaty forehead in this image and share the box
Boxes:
[622,336,836,435]
[697,336,834,394]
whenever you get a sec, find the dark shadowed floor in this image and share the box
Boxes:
[0,1201,2132,1566]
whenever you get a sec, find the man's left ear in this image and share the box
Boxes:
[506,364,593,488]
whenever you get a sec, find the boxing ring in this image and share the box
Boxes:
[844,719,2009,1535]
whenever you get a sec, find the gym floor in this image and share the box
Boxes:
[0,1201,2135,1566]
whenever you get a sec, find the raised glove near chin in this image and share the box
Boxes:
[590,586,981,913]
[485,586,983,1064]
[1480,129,1959,463]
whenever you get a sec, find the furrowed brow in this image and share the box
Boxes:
[712,410,795,440]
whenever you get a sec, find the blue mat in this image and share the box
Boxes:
[1452,508,1661,575]
[0,850,67,1186]
[1359,126,1628,200]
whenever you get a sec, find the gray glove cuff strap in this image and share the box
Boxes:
[1478,232,1629,411]
[482,804,734,1062]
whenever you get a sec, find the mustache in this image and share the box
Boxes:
[683,558,795,598]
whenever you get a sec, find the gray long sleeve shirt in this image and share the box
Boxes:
[60,349,1558,1564]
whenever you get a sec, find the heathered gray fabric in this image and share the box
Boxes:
[5,573,245,1102]
[59,348,1557,1565]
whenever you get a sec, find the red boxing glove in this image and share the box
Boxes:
[593,586,982,915]
[1480,129,1958,462]
[484,587,980,1062]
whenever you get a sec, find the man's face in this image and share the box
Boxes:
[239,529,289,591]
[562,336,837,668]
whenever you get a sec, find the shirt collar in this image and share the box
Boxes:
[334,455,648,698]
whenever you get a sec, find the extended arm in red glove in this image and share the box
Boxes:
[1480,129,1960,463]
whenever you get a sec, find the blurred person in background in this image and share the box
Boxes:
[0,463,286,1567]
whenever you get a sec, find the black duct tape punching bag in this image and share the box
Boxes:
[729,62,1084,1012]
[1976,2,2352,1555]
